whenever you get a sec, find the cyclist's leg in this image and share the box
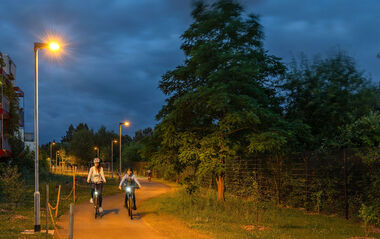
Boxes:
[97,184,103,207]
[132,190,136,209]
[91,184,95,199]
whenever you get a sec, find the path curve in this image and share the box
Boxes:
[56,179,170,239]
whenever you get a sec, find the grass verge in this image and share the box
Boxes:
[0,174,120,239]
[140,186,380,239]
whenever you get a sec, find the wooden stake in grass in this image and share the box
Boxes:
[73,168,76,203]
[55,185,61,217]
[46,184,49,239]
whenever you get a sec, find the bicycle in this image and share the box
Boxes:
[92,182,103,219]
[124,185,137,220]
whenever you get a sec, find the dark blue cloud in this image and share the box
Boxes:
[0,0,379,144]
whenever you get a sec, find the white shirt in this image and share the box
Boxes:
[119,174,141,188]
[87,166,106,183]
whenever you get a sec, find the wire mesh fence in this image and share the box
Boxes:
[185,148,379,219]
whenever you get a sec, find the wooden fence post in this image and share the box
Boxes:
[69,203,74,239]
[46,184,49,239]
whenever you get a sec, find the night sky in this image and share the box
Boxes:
[0,0,379,143]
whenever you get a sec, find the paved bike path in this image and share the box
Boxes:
[56,179,170,239]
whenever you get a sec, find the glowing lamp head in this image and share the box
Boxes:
[124,122,130,126]
[49,42,60,51]
[113,140,118,143]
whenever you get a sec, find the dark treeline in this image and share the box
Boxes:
[136,0,380,221]
[40,123,153,169]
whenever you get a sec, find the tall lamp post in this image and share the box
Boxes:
[94,146,99,158]
[119,121,130,177]
[111,140,117,178]
[49,140,55,169]
[34,41,61,232]
[56,151,60,167]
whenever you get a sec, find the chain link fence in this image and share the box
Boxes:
[221,148,379,219]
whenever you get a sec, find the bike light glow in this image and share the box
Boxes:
[94,191,98,195]
[126,187,131,192]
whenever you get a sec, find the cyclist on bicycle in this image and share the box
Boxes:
[119,168,142,210]
[87,158,106,213]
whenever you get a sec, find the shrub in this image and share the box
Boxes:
[0,165,26,206]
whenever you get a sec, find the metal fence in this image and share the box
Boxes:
[221,148,379,219]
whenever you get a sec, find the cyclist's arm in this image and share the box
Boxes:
[133,175,142,188]
[119,175,126,187]
[87,167,93,183]
[100,168,106,183]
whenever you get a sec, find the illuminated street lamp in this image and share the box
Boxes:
[33,40,61,232]
[119,121,130,177]
[111,140,118,178]
[49,140,55,169]
[56,151,60,167]
[94,146,99,158]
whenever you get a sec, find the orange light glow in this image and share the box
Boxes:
[39,31,69,61]
[49,42,60,51]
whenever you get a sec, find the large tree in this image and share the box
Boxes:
[281,52,380,148]
[157,0,285,200]
[69,128,95,165]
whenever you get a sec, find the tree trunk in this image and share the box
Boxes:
[216,175,225,201]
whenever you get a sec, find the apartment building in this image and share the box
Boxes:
[0,52,25,157]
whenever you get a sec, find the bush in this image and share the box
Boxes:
[359,204,378,236]
[0,165,26,206]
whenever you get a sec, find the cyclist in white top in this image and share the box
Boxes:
[87,158,106,212]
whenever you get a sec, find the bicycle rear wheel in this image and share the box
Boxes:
[129,196,133,219]
[94,196,98,219]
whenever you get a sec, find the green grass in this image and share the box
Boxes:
[141,188,380,239]
[0,174,120,239]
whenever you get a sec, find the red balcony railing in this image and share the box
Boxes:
[0,137,11,157]
[0,96,10,118]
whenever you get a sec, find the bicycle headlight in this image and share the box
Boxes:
[126,187,131,192]
[94,191,98,195]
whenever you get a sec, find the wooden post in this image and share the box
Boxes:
[55,185,61,217]
[69,203,74,239]
[46,184,49,239]
[73,167,76,203]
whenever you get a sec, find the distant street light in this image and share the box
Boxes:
[94,146,99,158]
[49,140,55,169]
[119,121,130,177]
[111,140,118,178]
[56,151,60,167]
[34,40,61,232]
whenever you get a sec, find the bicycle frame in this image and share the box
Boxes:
[93,183,103,219]
[124,185,135,219]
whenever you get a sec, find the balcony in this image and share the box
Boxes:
[14,86,24,97]
[0,96,10,119]
[19,109,24,127]
[0,137,11,157]
[0,53,16,82]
